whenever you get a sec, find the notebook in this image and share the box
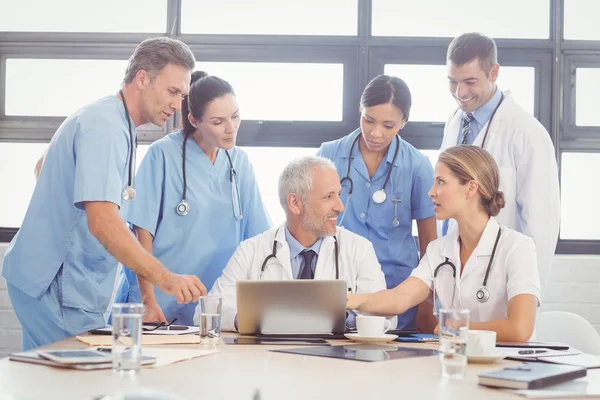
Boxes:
[478,363,587,390]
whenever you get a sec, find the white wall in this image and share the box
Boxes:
[1,243,599,358]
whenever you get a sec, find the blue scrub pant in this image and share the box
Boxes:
[7,267,105,351]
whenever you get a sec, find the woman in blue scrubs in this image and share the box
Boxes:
[317,75,437,328]
[127,71,272,325]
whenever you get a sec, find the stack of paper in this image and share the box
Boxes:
[76,334,201,346]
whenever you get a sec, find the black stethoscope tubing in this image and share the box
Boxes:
[433,226,502,303]
[259,229,339,280]
[120,90,137,202]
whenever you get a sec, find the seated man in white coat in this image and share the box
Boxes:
[200,155,392,331]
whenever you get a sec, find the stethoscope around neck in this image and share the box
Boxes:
[175,133,243,220]
[338,133,400,225]
[259,229,339,279]
[120,90,137,203]
[432,226,502,315]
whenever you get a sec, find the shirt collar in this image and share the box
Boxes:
[441,217,501,259]
[284,225,323,259]
[468,88,503,127]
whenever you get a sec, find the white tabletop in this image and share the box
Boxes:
[0,334,595,400]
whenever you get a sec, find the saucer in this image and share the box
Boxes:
[344,333,399,343]
[467,352,506,364]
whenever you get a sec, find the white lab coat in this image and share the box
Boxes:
[411,217,541,323]
[201,224,391,331]
[441,91,560,290]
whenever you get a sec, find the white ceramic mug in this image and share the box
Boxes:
[356,316,392,337]
[466,330,497,356]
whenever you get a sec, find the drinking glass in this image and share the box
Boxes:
[438,308,470,379]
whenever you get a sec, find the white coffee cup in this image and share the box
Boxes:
[466,330,497,356]
[356,316,392,337]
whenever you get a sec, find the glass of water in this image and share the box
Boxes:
[112,303,145,375]
[438,308,470,379]
[197,296,223,347]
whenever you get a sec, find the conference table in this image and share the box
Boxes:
[0,333,595,399]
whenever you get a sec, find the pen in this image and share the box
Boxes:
[96,348,111,353]
[518,349,547,354]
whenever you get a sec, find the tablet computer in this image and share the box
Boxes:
[272,344,439,362]
[37,349,112,364]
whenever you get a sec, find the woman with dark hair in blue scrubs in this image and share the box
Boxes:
[123,71,272,325]
[317,75,437,329]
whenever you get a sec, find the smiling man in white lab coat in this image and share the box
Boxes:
[440,33,560,291]
[201,155,390,331]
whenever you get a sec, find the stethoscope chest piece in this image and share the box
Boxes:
[476,287,490,303]
[122,186,136,202]
[372,189,387,204]
[176,200,190,216]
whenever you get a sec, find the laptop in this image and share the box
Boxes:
[236,280,347,336]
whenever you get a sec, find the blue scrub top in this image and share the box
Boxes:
[2,95,134,314]
[317,128,435,328]
[125,130,272,325]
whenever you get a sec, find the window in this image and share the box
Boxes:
[384,64,536,122]
[0,0,167,33]
[560,152,600,240]
[0,143,150,228]
[181,0,358,36]
[575,68,600,127]
[371,0,550,39]
[242,146,318,226]
[5,59,129,117]
[564,0,600,40]
[0,143,47,227]
[198,62,344,121]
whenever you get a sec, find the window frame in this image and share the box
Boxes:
[562,54,600,138]
[369,46,553,150]
[1,0,599,254]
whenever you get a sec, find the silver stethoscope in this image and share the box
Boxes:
[338,133,400,225]
[454,92,505,149]
[120,90,137,202]
[259,229,339,280]
[432,227,502,315]
[175,134,243,220]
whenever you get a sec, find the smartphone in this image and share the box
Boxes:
[37,349,112,365]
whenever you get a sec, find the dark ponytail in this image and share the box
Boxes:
[182,70,209,136]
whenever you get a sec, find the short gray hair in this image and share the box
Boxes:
[278,156,337,211]
[122,37,196,85]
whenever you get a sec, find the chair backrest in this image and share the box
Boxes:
[536,311,600,355]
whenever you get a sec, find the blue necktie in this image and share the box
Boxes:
[299,250,316,280]
[461,112,475,145]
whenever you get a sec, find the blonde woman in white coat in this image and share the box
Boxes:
[347,146,541,342]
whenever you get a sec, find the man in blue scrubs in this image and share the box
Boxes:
[2,37,207,350]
